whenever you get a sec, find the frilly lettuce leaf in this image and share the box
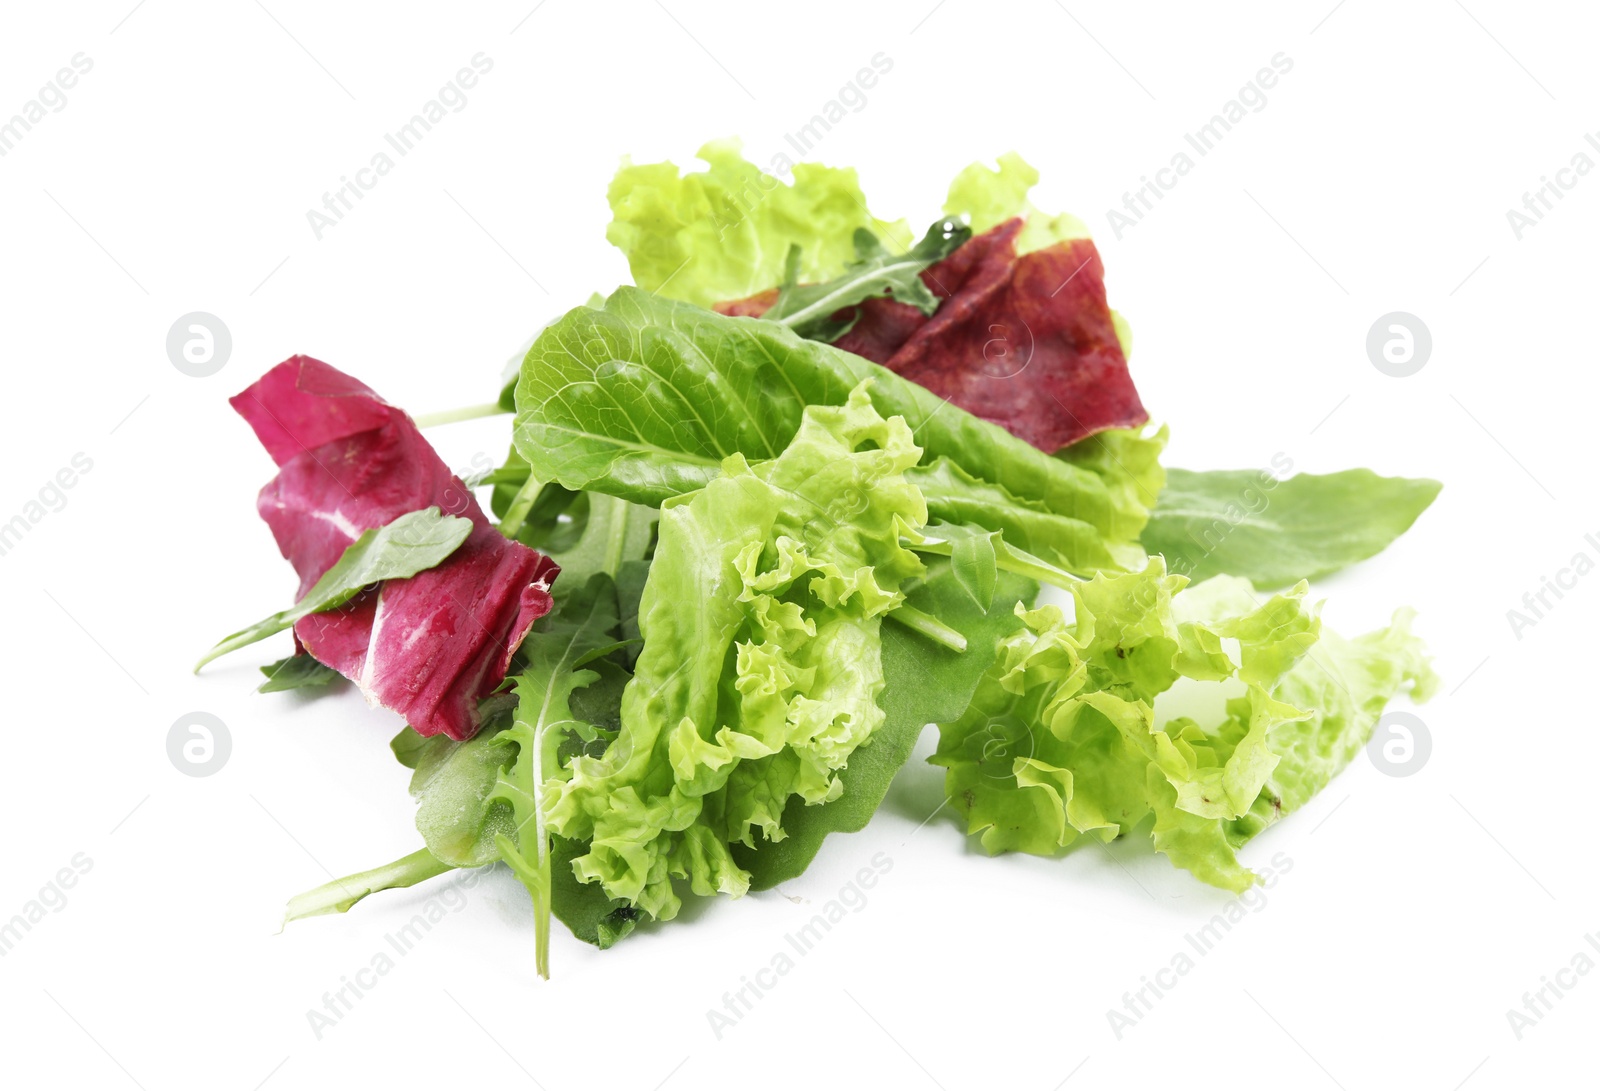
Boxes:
[546,384,929,921]
[932,563,1435,891]
[943,150,1091,254]
[735,561,1038,888]
[606,138,910,308]
[1227,607,1440,840]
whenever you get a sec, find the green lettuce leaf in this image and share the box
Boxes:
[404,697,519,868]
[546,386,929,921]
[515,286,1155,574]
[943,151,1091,254]
[1141,467,1441,587]
[931,562,1435,891]
[1227,606,1441,841]
[607,138,910,308]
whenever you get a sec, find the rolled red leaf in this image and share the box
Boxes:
[232,356,558,739]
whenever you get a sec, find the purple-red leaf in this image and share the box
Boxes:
[232,356,559,740]
[718,220,1148,452]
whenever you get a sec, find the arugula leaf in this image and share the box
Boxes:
[735,562,1036,889]
[547,493,657,587]
[295,583,636,955]
[195,507,473,671]
[1141,468,1441,587]
[258,654,340,693]
[763,220,971,342]
[491,574,623,979]
[913,520,1088,600]
[607,138,910,308]
[515,287,1153,574]
[550,834,637,949]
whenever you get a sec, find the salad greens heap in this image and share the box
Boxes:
[204,142,1440,977]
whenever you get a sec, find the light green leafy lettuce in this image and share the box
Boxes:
[606,138,910,308]
[943,150,1091,254]
[607,144,1137,356]
[931,562,1436,891]
[547,385,928,921]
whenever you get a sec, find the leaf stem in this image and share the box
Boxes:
[910,537,1083,592]
[773,260,924,330]
[412,402,511,428]
[497,472,545,540]
[282,847,453,925]
[888,604,968,652]
[598,495,633,577]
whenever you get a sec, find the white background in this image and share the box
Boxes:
[0,2,1594,1088]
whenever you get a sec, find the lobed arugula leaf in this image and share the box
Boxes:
[491,574,624,979]
[258,654,341,693]
[196,507,473,671]
[1142,468,1441,587]
[763,219,971,342]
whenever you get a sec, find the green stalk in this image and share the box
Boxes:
[772,262,918,330]
[497,472,545,540]
[283,847,452,924]
[888,604,968,652]
[598,495,633,577]
[909,537,1084,593]
[412,402,511,428]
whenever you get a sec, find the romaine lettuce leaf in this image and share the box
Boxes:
[515,287,1156,574]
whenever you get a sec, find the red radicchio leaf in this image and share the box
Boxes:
[717,219,1148,452]
[231,356,559,740]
